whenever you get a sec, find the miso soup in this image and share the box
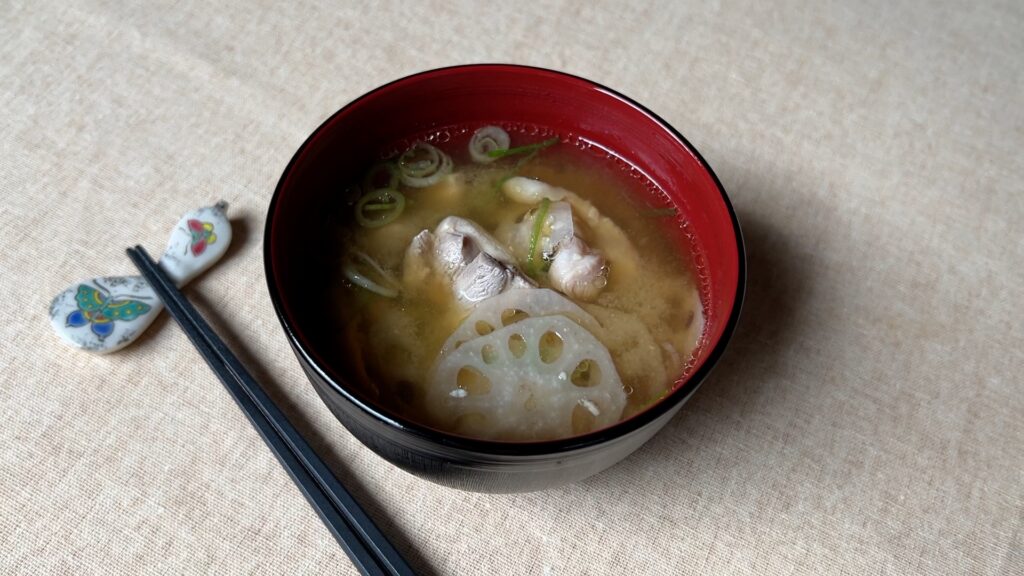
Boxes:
[327,125,704,441]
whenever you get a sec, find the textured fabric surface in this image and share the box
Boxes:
[2,0,1021,574]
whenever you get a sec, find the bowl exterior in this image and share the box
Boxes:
[265,64,745,492]
[297,341,688,492]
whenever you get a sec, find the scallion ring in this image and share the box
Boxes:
[399,143,440,177]
[526,197,551,276]
[398,142,452,187]
[355,188,405,228]
[469,126,511,164]
[342,249,400,298]
[487,136,560,159]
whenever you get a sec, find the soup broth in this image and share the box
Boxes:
[327,125,704,441]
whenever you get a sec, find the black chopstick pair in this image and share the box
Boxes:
[126,245,416,576]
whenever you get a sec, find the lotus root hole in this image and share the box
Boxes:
[508,333,527,358]
[481,344,498,364]
[501,308,529,326]
[538,330,564,364]
[570,359,602,387]
[456,366,492,395]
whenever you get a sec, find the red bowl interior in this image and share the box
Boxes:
[266,64,743,446]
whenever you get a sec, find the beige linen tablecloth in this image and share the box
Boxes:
[2,1,1021,574]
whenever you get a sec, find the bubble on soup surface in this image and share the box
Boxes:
[426,315,626,441]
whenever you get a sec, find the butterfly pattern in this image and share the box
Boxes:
[65,284,152,340]
[187,219,217,256]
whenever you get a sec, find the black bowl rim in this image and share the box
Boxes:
[264,63,746,457]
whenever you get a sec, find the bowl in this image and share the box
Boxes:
[264,64,745,492]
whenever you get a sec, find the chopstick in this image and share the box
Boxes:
[126,245,416,576]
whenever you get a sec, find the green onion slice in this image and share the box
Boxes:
[487,136,559,159]
[491,143,553,195]
[469,126,511,164]
[398,142,453,187]
[526,197,551,276]
[342,249,400,298]
[355,188,405,228]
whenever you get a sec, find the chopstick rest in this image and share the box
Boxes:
[48,201,232,353]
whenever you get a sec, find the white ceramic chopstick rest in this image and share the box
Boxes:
[49,202,232,353]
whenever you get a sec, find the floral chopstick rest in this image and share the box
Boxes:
[49,202,232,353]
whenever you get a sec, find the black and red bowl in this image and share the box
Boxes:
[264,64,745,492]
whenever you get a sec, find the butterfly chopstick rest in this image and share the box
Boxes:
[49,201,232,353]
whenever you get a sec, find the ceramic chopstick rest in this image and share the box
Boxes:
[49,202,232,353]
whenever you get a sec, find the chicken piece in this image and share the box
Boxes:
[402,216,534,307]
[548,237,608,301]
[502,177,569,204]
[435,217,518,268]
[454,252,521,303]
[497,201,575,264]
[403,230,435,286]
[496,201,609,301]
[502,177,640,293]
